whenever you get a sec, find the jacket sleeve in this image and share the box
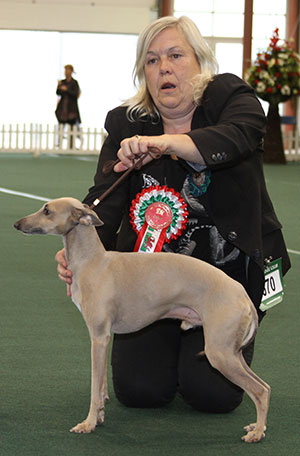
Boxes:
[82,108,131,250]
[68,80,80,98]
[187,73,267,169]
[56,80,80,99]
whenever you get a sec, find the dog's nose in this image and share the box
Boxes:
[14,220,21,230]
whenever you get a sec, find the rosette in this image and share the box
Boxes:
[130,185,188,253]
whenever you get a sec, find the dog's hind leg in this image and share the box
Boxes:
[237,352,271,439]
[70,329,111,434]
[204,345,270,443]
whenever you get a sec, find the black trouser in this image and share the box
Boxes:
[112,320,255,412]
[111,251,258,413]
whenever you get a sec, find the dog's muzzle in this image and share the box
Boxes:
[14,219,45,235]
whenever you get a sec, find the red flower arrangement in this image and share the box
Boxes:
[245,28,300,105]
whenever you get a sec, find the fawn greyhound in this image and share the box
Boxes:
[14,197,270,442]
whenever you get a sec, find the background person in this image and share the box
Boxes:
[56,16,290,414]
[55,64,81,148]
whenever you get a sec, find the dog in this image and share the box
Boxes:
[14,197,270,442]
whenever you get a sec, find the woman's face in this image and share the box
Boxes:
[144,27,201,119]
[64,67,73,79]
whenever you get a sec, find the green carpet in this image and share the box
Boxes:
[0,155,299,456]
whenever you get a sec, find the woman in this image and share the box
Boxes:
[56,16,290,413]
[55,64,81,148]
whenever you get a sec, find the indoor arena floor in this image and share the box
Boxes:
[0,154,299,456]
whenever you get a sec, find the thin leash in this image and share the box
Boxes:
[89,147,162,210]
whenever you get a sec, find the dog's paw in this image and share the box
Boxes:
[241,423,266,443]
[241,430,265,443]
[70,420,96,434]
[243,423,256,432]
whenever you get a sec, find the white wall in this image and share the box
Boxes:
[0,29,139,128]
[0,0,158,128]
[0,0,157,34]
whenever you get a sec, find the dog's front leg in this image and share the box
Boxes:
[70,332,111,434]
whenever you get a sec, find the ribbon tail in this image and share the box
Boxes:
[134,222,147,252]
[154,228,167,252]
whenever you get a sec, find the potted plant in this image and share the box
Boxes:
[245,28,300,163]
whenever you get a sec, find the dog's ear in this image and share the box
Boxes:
[72,206,104,227]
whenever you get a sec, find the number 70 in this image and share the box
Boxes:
[263,276,276,296]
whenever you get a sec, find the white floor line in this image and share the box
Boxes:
[45,154,97,162]
[287,248,300,255]
[1,185,300,255]
[75,156,97,162]
[0,187,49,202]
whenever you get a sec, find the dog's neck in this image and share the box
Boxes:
[63,223,106,269]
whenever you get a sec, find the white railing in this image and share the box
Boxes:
[0,123,299,161]
[0,123,107,156]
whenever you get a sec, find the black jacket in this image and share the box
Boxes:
[83,73,290,312]
[55,77,81,124]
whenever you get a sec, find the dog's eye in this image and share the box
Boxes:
[43,206,50,216]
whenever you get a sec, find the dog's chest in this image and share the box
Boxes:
[70,282,82,312]
[71,296,82,312]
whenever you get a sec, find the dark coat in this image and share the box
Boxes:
[55,77,81,125]
[83,73,290,314]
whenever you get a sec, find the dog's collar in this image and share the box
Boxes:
[63,222,78,236]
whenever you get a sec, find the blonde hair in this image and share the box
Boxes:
[124,16,219,122]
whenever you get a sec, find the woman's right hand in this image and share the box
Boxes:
[114,135,157,172]
[55,248,72,297]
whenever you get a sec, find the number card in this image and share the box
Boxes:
[259,258,285,312]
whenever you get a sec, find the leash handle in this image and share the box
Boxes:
[90,147,162,210]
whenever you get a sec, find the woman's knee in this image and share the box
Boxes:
[180,381,244,413]
[112,367,177,408]
[178,328,255,413]
[111,320,181,408]
[178,347,247,413]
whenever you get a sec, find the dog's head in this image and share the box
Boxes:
[14,197,104,236]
